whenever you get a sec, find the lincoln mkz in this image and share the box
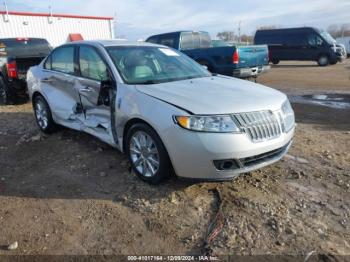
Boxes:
[27,40,295,184]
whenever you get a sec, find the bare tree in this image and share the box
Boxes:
[240,34,253,44]
[328,23,350,38]
[216,31,236,42]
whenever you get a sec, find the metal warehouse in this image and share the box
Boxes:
[0,10,114,47]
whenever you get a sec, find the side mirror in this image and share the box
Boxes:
[201,65,208,70]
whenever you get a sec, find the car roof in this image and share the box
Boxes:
[66,40,164,48]
[256,27,318,33]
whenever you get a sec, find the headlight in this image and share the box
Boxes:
[174,115,241,133]
[281,99,295,132]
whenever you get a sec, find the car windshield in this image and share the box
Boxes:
[106,46,211,84]
[320,31,336,45]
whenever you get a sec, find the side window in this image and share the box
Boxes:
[180,32,194,50]
[44,55,52,70]
[147,36,159,44]
[51,46,75,74]
[79,46,109,81]
[159,35,176,48]
[307,34,323,46]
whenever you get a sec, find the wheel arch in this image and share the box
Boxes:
[122,117,159,153]
[122,117,176,178]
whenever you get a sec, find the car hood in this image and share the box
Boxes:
[135,76,287,114]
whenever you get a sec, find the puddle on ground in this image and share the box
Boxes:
[289,93,350,109]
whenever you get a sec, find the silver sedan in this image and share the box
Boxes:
[27,40,295,184]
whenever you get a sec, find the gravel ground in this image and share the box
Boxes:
[0,60,349,260]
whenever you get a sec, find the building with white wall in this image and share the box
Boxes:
[0,10,114,47]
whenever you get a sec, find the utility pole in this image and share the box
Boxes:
[238,21,241,44]
[3,0,9,22]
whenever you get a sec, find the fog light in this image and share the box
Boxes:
[213,159,240,171]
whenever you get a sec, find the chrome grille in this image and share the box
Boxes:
[233,111,281,142]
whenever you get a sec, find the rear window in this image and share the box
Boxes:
[0,38,51,57]
[180,32,211,50]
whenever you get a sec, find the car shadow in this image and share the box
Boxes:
[0,111,197,205]
[0,102,348,205]
[271,64,319,68]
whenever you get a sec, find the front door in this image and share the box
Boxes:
[76,45,112,129]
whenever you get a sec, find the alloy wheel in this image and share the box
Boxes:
[129,131,160,177]
[35,100,49,129]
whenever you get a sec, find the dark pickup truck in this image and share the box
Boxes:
[146,31,270,79]
[0,38,51,104]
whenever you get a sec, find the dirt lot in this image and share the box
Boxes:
[0,60,350,260]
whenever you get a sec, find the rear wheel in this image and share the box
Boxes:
[126,123,171,184]
[317,55,329,66]
[33,95,57,133]
[271,59,280,65]
[0,77,11,105]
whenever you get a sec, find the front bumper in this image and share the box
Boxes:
[163,125,294,181]
[233,65,271,78]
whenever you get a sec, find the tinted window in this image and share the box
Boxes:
[180,32,194,50]
[79,46,108,81]
[147,36,159,44]
[159,35,176,48]
[51,46,75,74]
[256,31,307,45]
[307,34,323,46]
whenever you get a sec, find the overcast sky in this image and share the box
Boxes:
[5,0,350,40]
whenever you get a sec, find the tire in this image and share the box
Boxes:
[33,95,57,133]
[271,59,280,65]
[317,55,329,66]
[126,123,171,184]
[0,76,11,105]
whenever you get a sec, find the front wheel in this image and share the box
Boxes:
[271,59,280,65]
[317,55,329,66]
[33,95,57,133]
[126,123,171,184]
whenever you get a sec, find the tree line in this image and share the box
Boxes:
[216,23,350,44]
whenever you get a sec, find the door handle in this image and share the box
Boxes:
[79,87,93,93]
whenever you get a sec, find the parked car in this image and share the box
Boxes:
[254,27,344,66]
[0,38,52,104]
[146,31,270,79]
[27,40,295,184]
[336,36,350,57]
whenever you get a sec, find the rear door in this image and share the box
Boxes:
[41,45,80,120]
[76,45,111,128]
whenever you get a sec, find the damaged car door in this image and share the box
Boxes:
[42,45,80,121]
[75,45,114,139]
